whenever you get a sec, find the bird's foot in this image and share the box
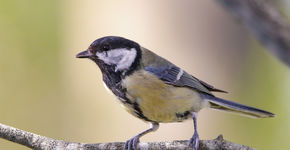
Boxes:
[123,135,140,150]
[188,132,199,150]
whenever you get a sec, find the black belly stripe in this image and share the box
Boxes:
[102,73,152,122]
[132,102,152,122]
[176,111,191,121]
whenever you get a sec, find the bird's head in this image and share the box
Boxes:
[76,36,141,75]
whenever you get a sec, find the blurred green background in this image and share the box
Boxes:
[0,0,289,149]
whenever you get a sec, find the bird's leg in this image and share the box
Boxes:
[188,112,199,150]
[124,122,159,150]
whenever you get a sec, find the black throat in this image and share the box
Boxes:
[94,46,141,100]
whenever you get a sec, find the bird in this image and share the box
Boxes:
[76,36,275,150]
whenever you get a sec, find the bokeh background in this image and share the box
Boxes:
[0,0,289,149]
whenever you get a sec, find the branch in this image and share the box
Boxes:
[217,0,290,67]
[0,123,255,150]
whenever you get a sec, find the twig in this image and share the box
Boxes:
[0,123,255,150]
[217,0,290,67]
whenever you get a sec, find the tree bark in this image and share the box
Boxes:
[0,123,255,150]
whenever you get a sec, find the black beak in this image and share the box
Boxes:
[76,50,93,58]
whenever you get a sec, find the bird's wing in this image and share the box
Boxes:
[144,65,227,95]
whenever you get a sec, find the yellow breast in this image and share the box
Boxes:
[121,70,204,122]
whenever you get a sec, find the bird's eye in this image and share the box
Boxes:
[102,45,110,51]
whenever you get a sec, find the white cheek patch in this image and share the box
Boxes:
[96,48,137,72]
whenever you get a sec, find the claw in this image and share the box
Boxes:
[188,112,199,150]
[123,135,140,150]
[123,123,159,150]
[124,140,129,150]
[188,132,199,150]
[132,136,140,149]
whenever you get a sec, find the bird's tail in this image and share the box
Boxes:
[201,94,275,118]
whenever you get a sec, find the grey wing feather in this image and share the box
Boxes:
[141,47,227,95]
[144,65,226,95]
[192,76,228,93]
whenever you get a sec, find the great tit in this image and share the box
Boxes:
[76,36,275,150]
